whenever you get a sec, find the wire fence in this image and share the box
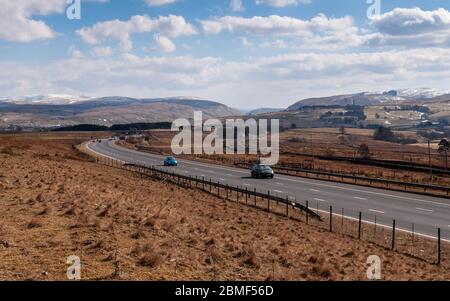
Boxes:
[93,155,449,268]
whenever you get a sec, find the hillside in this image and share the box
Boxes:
[1,133,449,280]
[288,89,450,110]
[0,96,241,129]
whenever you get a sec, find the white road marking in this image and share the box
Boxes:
[274,190,283,193]
[243,183,251,186]
[354,197,367,201]
[276,182,284,186]
[280,176,450,208]
[310,189,320,192]
[314,198,327,203]
[416,207,434,213]
[369,209,385,214]
[219,178,225,181]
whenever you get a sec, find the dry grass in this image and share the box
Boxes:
[0,133,449,280]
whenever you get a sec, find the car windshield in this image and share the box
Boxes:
[259,165,272,171]
[167,157,175,161]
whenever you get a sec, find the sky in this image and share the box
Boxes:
[0,0,450,109]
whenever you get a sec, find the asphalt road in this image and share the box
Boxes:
[87,139,450,239]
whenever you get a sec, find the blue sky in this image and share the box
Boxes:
[1,0,450,109]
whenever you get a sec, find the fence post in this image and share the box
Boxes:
[226,185,229,200]
[391,220,396,250]
[245,187,248,205]
[286,196,289,217]
[358,212,362,239]
[306,200,309,224]
[438,228,441,265]
[329,206,333,232]
[267,191,270,211]
[202,176,205,190]
[254,188,257,206]
[236,187,239,203]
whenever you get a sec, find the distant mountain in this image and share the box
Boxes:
[246,108,284,115]
[0,96,241,128]
[2,94,92,105]
[288,88,450,110]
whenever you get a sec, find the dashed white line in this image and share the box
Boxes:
[310,189,320,192]
[243,183,251,186]
[274,190,283,193]
[219,178,225,181]
[276,182,284,186]
[354,197,367,201]
[368,209,385,214]
[280,176,450,207]
[314,198,327,203]
[416,207,434,213]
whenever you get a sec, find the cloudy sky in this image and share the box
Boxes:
[1,0,450,109]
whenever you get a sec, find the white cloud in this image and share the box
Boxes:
[230,0,245,12]
[364,8,450,47]
[201,14,355,36]
[255,0,311,8]
[77,14,197,52]
[0,0,66,42]
[145,0,178,6]
[201,14,360,49]
[260,39,288,49]
[371,7,450,36]
[240,37,253,48]
[153,34,176,52]
[2,48,450,108]
[91,46,113,57]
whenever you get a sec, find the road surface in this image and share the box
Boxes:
[87,139,450,239]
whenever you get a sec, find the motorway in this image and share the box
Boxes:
[88,139,450,239]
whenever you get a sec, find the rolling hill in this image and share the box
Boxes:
[0,96,241,129]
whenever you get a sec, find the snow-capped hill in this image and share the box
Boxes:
[2,94,92,105]
[396,88,450,99]
[288,88,450,109]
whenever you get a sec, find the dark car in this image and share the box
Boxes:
[164,156,178,166]
[251,164,274,178]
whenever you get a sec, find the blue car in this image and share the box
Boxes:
[164,156,178,166]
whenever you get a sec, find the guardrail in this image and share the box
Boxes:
[235,161,450,197]
[89,154,448,267]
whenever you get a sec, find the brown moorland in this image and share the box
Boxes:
[0,132,449,280]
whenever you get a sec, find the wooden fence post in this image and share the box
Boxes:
[286,196,289,217]
[306,200,309,224]
[329,206,333,232]
[358,212,362,239]
[438,228,441,265]
[391,220,396,250]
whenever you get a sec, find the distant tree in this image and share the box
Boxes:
[357,143,371,159]
[373,126,397,142]
[438,138,450,170]
[339,126,346,135]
